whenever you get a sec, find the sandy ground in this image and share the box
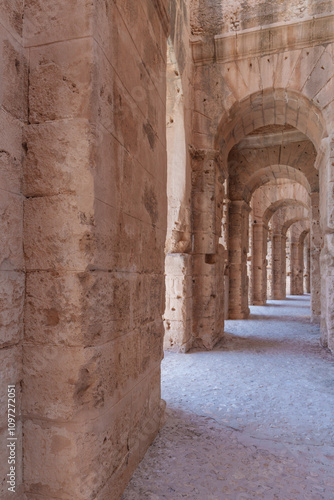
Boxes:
[122,295,334,499]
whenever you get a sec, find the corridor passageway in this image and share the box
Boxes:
[122,296,334,499]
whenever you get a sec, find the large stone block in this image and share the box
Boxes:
[24,0,93,47]
[23,119,93,198]
[25,271,94,347]
[140,224,166,274]
[0,111,22,196]
[29,38,93,123]
[92,41,167,173]
[92,200,141,272]
[139,321,164,374]
[287,46,325,91]
[0,0,23,38]
[0,27,27,121]
[164,319,192,351]
[0,191,23,270]
[24,194,95,271]
[165,296,192,322]
[303,50,333,100]
[23,328,158,423]
[92,12,165,135]
[0,271,24,346]
[22,345,86,420]
[23,419,82,499]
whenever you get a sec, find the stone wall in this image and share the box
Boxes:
[22,1,168,498]
[0,1,26,497]
[191,0,334,35]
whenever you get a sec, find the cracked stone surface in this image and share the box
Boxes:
[122,295,334,499]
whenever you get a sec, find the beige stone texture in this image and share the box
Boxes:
[0,1,25,497]
[20,1,169,499]
[164,253,192,352]
[1,1,334,498]
[29,38,93,124]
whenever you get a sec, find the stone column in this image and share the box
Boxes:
[0,2,26,496]
[251,221,268,305]
[267,232,273,299]
[304,234,311,293]
[296,240,305,295]
[229,200,251,319]
[310,193,322,321]
[290,242,300,295]
[22,1,169,498]
[272,234,286,299]
[319,136,334,349]
[191,150,225,348]
[164,254,192,352]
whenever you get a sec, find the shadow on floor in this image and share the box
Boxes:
[255,303,310,309]
[212,333,300,352]
[249,314,310,322]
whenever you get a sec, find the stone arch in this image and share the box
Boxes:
[224,90,325,320]
[243,165,311,204]
[282,217,310,237]
[215,89,328,160]
[263,199,309,226]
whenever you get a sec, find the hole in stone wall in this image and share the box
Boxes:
[205,254,216,264]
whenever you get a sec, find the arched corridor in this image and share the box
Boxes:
[1,1,334,497]
[123,296,334,499]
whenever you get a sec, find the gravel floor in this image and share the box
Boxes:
[122,295,334,499]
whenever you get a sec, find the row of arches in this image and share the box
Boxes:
[164,33,333,352]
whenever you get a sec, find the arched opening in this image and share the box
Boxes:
[219,90,324,323]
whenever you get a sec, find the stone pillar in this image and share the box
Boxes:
[191,150,225,348]
[0,2,26,496]
[22,1,169,498]
[267,232,273,299]
[320,136,334,349]
[164,254,192,352]
[296,240,305,295]
[229,200,251,319]
[272,234,286,299]
[251,221,268,305]
[290,242,300,295]
[310,193,322,321]
[222,198,230,320]
[304,234,311,293]
[272,234,286,300]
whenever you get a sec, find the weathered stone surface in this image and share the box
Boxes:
[29,38,93,123]
[23,120,93,198]
[0,191,23,270]
[0,26,28,121]
[24,0,93,47]
[1,1,334,499]
[24,194,95,271]
[0,272,24,346]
